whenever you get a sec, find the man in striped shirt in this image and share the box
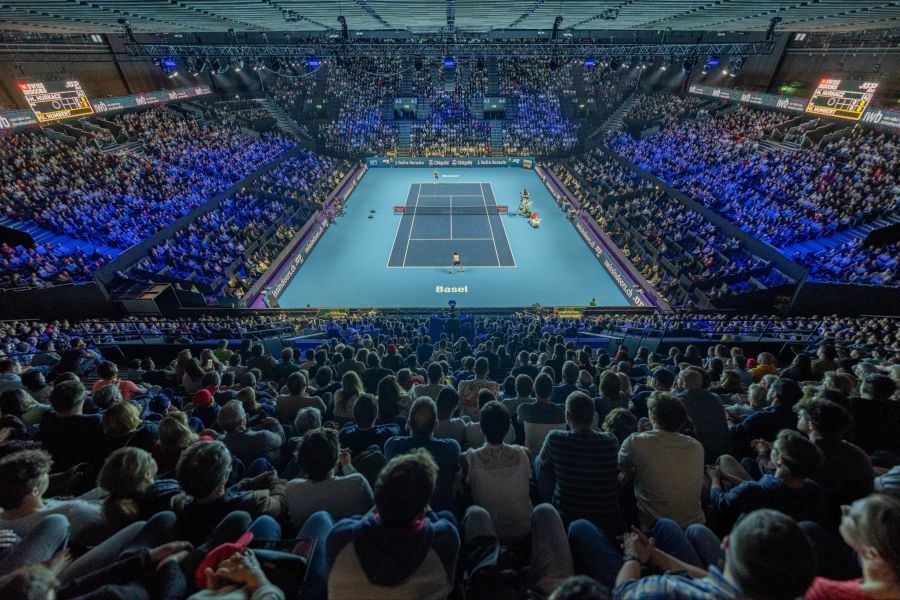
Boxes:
[537,391,624,536]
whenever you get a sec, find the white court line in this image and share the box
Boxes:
[409,237,494,241]
[449,194,453,238]
[386,183,415,268]
[386,264,518,269]
[485,182,518,268]
[401,183,421,267]
[480,182,503,268]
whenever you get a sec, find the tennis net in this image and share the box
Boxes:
[393,205,508,215]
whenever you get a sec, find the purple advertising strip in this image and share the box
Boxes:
[248,164,366,308]
[537,165,668,311]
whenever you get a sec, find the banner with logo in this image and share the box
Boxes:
[687,84,900,133]
[0,85,212,133]
[366,156,535,169]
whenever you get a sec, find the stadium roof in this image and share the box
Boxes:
[0,0,897,35]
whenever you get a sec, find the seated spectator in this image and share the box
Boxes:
[101,401,159,453]
[0,388,49,428]
[37,380,104,470]
[630,367,675,420]
[275,372,326,425]
[0,449,103,547]
[675,369,730,463]
[362,352,392,395]
[464,389,516,449]
[92,361,147,401]
[619,392,705,529]
[730,377,802,460]
[843,373,900,456]
[609,509,816,599]
[537,392,624,534]
[602,408,638,444]
[384,397,461,513]
[433,387,468,445]
[458,357,499,421]
[333,371,363,426]
[550,361,581,405]
[172,440,286,544]
[796,397,875,529]
[461,401,532,542]
[338,394,401,456]
[412,362,449,401]
[326,448,460,599]
[218,399,285,468]
[518,373,567,457]
[805,494,900,600]
[286,428,374,529]
[707,429,824,533]
[96,447,181,528]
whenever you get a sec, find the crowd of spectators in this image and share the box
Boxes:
[581,65,638,121]
[622,93,705,125]
[318,57,401,156]
[610,106,899,254]
[0,309,897,599]
[256,150,349,206]
[500,59,579,156]
[0,243,111,290]
[0,106,295,289]
[124,192,314,298]
[794,239,899,287]
[551,154,790,306]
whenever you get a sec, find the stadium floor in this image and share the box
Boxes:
[277,166,631,308]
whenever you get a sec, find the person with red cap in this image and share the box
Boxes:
[190,387,220,429]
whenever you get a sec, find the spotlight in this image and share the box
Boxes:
[443,56,455,68]
[307,56,320,68]
[584,58,596,68]
[722,69,729,75]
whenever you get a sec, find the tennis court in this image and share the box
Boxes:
[387,182,516,268]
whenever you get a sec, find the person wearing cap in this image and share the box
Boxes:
[191,388,221,429]
[619,392,705,529]
[382,343,403,372]
[630,368,675,421]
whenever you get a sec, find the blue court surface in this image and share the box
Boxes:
[278,166,631,308]
[387,182,515,268]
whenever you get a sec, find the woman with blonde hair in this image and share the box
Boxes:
[102,402,158,453]
[616,372,633,400]
[154,411,200,473]
[823,371,856,398]
[333,370,363,425]
[97,447,181,528]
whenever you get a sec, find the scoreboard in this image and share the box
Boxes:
[18,80,94,123]
[805,79,878,121]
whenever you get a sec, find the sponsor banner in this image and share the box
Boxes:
[367,156,536,169]
[0,85,212,132]
[574,219,648,308]
[268,217,329,300]
[687,84,899,132]
[0,109,40,132]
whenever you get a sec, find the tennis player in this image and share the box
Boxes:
[434,168,439,182]
[450,251,464,274]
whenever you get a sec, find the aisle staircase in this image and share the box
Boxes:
[779,214,900,257]
[0,215,120,258]
[398,122,412,155]
[486,58,499,95]
[594,90,639,135]
[256,97,310,139]
[489,121,503,156]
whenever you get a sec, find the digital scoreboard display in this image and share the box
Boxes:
[806,79,878,121]
[18,80,94,123]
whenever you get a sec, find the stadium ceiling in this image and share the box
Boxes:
[0,0,897,35]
